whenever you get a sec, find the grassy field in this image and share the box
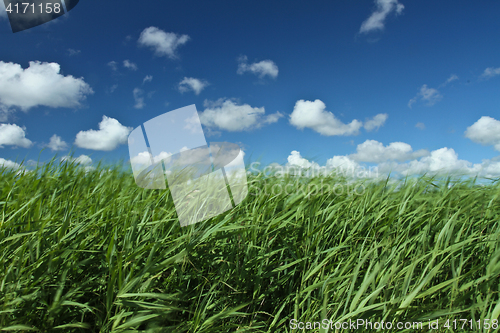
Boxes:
[0,159,499,332]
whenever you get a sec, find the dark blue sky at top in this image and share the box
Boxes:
[0,0,499,177]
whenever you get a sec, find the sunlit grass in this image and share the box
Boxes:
[0,159,499,332]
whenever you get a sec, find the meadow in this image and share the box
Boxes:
[0,159,499,332]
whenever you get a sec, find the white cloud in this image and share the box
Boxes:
[265,112,283,124]
[407,98,417,108]
[364,113,388,131]
[74,116,132,151]
[464,116,500,151]
[481,67,500,79]
[349,140,429,163]
[131,151,173,165]
[359,0,405,34]
[225,149,245,169]
[443,74,459,86]
[287,147,500,179]
[67,49,81,56]
[61,155,92,165]
[237,55,279,79]
[438,74,459,88]
[138,27,190,59]
[131,151,152,165]
[156,151,173,162]
[287,150,320,169]
[178,77,209,95]
[398,147,481,176]
[0,107,12,122]
[418,85,442,105]
[415,122,425,130]
[285,139,500,180]
[184,113,205,134]
[289,99,363,136]
[47,134,68,151]
[199,98,283,131]
[143,75,153,84]
[133,146,223,171]
[0,158,21,170]
[0,124,33,148]
[285,143,500,180]
[408,84,442,108]
[0,61,93,111]
[326,155,361,174]
[480,160,500,179]
[286,151,365,177]
[107,61,118,71]
[133,88,145,109]
[123,60,138,71]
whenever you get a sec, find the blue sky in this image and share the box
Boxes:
[0,0,500,179]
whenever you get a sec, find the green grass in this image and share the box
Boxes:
[0,159,499,332]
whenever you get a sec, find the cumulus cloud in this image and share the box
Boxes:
[286,151,365,177]
[178,77,209,95]
[359,0,405,34]
[287,150,321,169]
[123,60,138,71]
[265,112,283,124]
[0,124,33,148]
[408,84,442,108]
[481,67,500,79]
[285,145,500,179]
[199,98,283,131]
[138,27,190,59]
[465,116,500,151]
[364,113,388,131]
[133,88,145,109]
[349,140,429,163]
[0,158,21,170]
[61,155,92,165]
[0,107,11,122]
[47,134,68,151]
[67,49,81,56]
[184,113,205,134]
[74,116,132,151]
[326,155,361,174]
[397,148,481,176]
[0,61,93,111]
[107,61,118,71]
[440,74,459,87]
[237,55,279,79]
[480,160,500,179]
[131,151,173,165]
[143,75,153,84]
[415,122,425,130]
[289,99,363,136]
